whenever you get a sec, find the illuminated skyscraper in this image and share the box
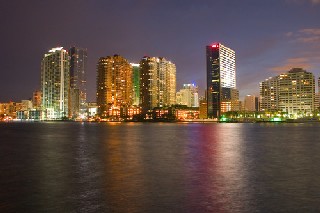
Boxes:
[260,68,315,117]
[41,47,70,119]
[96,55,133,117]
[69,47,87,118]
[139,57,176,114]
[206,43,236,118]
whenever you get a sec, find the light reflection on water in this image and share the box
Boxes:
[1,122,320,212]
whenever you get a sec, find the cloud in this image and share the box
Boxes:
[286,0,320,4]
[270,29,320,74]
[285,28,320,46]
[270,57,313,73]
[295,28,320,43]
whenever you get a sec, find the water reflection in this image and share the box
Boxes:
[101,123,148,212]
[73,123,106,212]
[184,123,253,212]
[1,122,320,212]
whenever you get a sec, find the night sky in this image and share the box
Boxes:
[1,0,320,102]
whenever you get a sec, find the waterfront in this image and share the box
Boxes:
[1,122,320,212]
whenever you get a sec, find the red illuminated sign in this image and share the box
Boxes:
[211,43,219,48]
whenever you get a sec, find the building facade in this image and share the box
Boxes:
[176,83,199,107]
[32,90,42,110]
[96,55,133,117]
[260,68,315,117]
[41,47,70,119]
[139,57,176,114]
[131,63,140,106]
[260,76,278,111]
[69,47,87,118]
[206,43,236,118]
[244,95,256,111]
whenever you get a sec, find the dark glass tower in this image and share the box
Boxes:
[206,43,236,119]
[69,47,87,118]
[206,44,221,118]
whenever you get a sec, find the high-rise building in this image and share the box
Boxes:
[96,55,133,117]
[260,76,278,111]
[69,47,87,118]
[260,68,315,117]
[316,77,320,110]
[41,47,70,119]
[139,57,176,114]
[176,83,199,107]
[206,43,236,118]
[131,63,140,106]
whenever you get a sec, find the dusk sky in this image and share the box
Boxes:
[1,0,320,102]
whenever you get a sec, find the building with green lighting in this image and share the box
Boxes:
[131,63,140,106]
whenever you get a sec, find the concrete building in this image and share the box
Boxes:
[41,47,70,119]
[260,76,278,111]
[32,90,42,110]
[176,83,199,107]
[221,87,240,112]
[260,68,315,117]
[199,99,208,119]
[244,95,256,111]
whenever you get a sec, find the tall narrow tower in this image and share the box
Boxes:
[41,47,70,119]
[206,43,236,118]
[69,47,87,118]
[131,63,140,106]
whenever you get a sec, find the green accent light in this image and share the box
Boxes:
[271,118,282,122]
[220,117,228,122]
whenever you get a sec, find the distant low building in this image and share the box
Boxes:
[176,83,199,107]
[32,90,42,110]
[199,99,207,119]
[244,95,256,111]
[174,107,199,120]
[87,102,98,118]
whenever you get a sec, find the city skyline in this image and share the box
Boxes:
[1,0,320,102]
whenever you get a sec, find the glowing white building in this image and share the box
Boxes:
[41,47,70,119]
